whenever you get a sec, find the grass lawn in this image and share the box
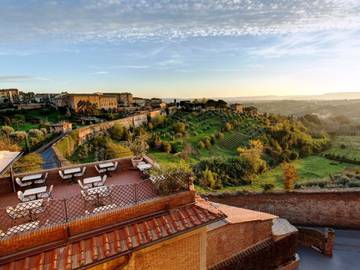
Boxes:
[254,155,358,190]
[196,155,360,194]
[324,136,360,161]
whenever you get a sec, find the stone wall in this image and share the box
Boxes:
[208,189,360,229]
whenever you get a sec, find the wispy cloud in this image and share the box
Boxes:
[0,75,49,82]
[1,0,359,43]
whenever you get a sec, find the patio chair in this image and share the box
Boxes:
[81,190,97,202]
[38,185,54,199]
[15,177,32,188]
[6,206,29,221]
[94,175,107,187]
[74,167,86,177]
[34,172,48,184]
[17,191,36,202]
[95,165,106,174]
[59,171,72,180]
[32,198,50,215]
[77,180,91,190]
[107,162,119,172]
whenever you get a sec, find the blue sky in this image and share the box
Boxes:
[1,0,360,98]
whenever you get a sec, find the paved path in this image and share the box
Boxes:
[298,230,360,270]
[41,147,59,169]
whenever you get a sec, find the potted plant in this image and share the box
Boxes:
[130,137,149,167]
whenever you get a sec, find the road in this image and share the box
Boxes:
[298,230,360,270]
[41,147,59,169]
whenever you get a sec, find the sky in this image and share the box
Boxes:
[1,0,360,98]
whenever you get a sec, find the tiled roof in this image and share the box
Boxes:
[0,203,225,270]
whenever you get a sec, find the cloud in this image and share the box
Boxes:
[94,71,109,75]
[0,0,359,43]
[0,76,49,82]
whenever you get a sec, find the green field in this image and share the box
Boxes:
[324,136,360,161]
[196,155,359,193]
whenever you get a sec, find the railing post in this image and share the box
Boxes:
[63,198,68,222]
[134,183,138,204]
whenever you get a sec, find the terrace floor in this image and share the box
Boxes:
[0,168,148,208]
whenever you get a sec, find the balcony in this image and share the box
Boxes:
[0,156,192,242]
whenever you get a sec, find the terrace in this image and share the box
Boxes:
[0,156,192,242]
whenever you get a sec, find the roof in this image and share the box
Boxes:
[0,151,22,176]
[211,202,276,224]
[0,203,225,270]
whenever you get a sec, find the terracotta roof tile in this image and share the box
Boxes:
[0,203,225,270]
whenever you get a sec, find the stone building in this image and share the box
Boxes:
[68,93,118,112]
[0,89,19,104]
[230,103,244,113]
[50,121,73,134]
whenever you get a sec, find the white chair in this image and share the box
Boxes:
[38,185,54,199]
[34,173,48,184]
[6,206,29,220]
[77,180,91,190]
[81,190,97,205]
[108,162,118,172]
[32,198,50,215]
[59,171,72,180]
[15,178,32,188]
[74,167,86,177]
[17,191,35,202]
[95,165,106,174]
[94,175,107,187]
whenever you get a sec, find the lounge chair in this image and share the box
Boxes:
[74,167,86,177]
[59,171,72,180]
[15,177,32,188]
[107,162,119,172]
[93,175,107,187]
[17,191,36,202]
[38,185,54,199]
[34,173,48,184]
[77,180,91,190]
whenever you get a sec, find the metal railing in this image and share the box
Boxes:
[0,180,157,239]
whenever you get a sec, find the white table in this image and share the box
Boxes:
[83,176,102,187]
[98,162,114,169]
[23,186,47,199]
[22,174,42,182]
[137,163,152,172]
[63,167,81,175]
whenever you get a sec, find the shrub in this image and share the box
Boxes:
[224,122,233,132]
[282,163,298,191]
[198,141,205,149]
[216,132,224,140]
[161,141,172,153]
[261,180,275,192]
[173,122,186,134]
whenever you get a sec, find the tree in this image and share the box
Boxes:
[110,123,125,141]
[237,140,267,176]
[161,141,172,153]
[1,126,14,138]
[173,122,186,134]
[282,163,298,191]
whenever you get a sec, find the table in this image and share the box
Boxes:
[92,204,117,214]
[22,174,42,182]
[63,167,81,175]
[63,167,82,182]
[23,186,47,199]
[137,163,152,172]
[98,162,114,169]
[83,176,102,187]
[15,199,43,211]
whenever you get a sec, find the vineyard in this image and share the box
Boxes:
[220,132,248,150]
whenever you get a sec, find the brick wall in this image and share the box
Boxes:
[206,220,273,269]
[208,189,360,228]
[126,228,206,270]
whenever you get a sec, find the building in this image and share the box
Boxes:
[50,121,72,134]
[150,97,163,108]
[0,157,298,270]
[0,89,19,104]
[117,92,133,107]
[133,97,147,107]
[68,93,118,112]
[230,103,244,113]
